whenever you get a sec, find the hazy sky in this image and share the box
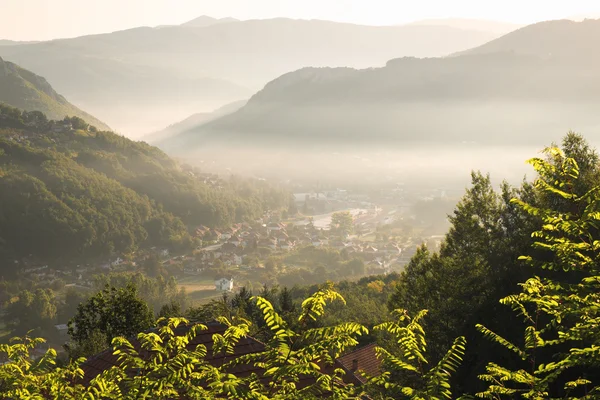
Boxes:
[2,0,600,40]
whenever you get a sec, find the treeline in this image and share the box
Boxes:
[0,104,290,269]
[1,272,187,342]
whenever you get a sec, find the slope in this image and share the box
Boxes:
[453,18,600,59]
[0,19,498,136]
[0,104,289,268]
[0,57,110,130]
[163,19,600,152]
[145,100,246,144]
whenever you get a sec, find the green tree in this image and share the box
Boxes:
[68,284,154,350]
[330,211,354,237]
[476,147,600,398]
[3,288,57,336]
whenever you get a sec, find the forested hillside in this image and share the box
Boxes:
[0,57,110,130]
[0,104,289,268]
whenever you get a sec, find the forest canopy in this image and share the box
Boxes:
[0,104,290,268]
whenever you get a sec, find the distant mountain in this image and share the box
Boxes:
[405,18,522,35]
[453,18,600,59]
[145,100,246,144]
[568,14,600,21]
[0,40,38,46]
[0,19,499,136]
[182,15,239,27]
[0,104,288,266]
[0,57,110,130]
[162,19,600,153]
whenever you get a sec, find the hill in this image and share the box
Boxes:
[453,18,600,59]
[0,19,498,136]
[145,100,246,144]
[161,19,600,153]
[404,18,522,34]
[0,40,38,46]
[0,104,289,268]
[0,57,110,130]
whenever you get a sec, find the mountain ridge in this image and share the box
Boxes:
[159,19,600,152]
[0,18,499,136]
[0,56,110,130]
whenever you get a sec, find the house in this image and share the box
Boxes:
[280,241,295,251]
[215,277,234,291]
[79,322,382,391]
[258,238,277,250]
[383,243,402,256]
[111,257,124,267]
[266,222,285,233]
[158,248,170,257]
[54,324,70,343]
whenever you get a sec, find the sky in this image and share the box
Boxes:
[1,0,600,41]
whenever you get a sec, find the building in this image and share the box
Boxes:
[215,277,234,291]
[79,321,382,392]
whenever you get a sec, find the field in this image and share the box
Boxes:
[177,276,223,305]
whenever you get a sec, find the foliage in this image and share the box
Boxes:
[330,211,354,237]
[68,284,154,351]
[369,309,466,400]
[476,146,600,399]
[0,104,290,270]
[3,288,57,337]
[0,283,469,399]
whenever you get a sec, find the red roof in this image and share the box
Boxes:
[334,343,382,385]
[79,321,362,393]
[80,321,265,385]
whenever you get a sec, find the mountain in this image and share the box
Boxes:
[453,18,600,58]
[0,57,110,130]
[0,40,38,46]
[161,19,600,153]
[182,15,239,27]
[0,104,289,267]
[404,18,522,35]
[0,19,499,137]
[145,100,246,144]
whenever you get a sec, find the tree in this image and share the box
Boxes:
[388,172,537,393]
[476,147,600,398]
[3,289,57,336]
[143,254,164,278]
[157,301,182,319]
[330,211,354,237]
[68,284,154,350]
[369,309,466,399]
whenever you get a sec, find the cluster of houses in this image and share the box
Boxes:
[186,218,411,279]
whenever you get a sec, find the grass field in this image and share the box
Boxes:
[177,276,223,305]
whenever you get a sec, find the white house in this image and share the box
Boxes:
[111,257,124,267]
[215,278,234,291]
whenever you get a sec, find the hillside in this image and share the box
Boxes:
[0,19,498,136]
[145,100,246,144]
[453,18,600,59]
[0,104,289,267]
[0,57,110,130]
[161,19,600,153]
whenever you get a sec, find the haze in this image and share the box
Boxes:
[2,0,600,40]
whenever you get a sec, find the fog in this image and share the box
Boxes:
[163,97,600,195]
[179,144,543,191]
